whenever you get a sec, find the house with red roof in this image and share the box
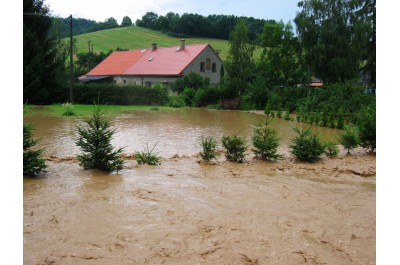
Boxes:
[79,40,222,86]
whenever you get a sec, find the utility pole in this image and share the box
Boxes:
[69,14,74,103]
[88,40,91,53]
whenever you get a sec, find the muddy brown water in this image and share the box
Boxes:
[24,108,375,265]
[24,108,339,158]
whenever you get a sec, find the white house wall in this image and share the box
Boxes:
[182,46,222,85]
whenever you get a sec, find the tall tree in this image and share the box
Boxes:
[23,0,67,104]
[295,0,373,83]
[224,18,255,97]
[121,16,133,27]
[258,20,308,87]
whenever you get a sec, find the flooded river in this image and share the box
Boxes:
[24,108,339,158]
[23,108,375,265]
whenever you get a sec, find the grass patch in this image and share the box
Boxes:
[24,104,174,117]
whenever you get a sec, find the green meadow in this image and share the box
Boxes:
[71,26,230,60]
[70,26,261,61]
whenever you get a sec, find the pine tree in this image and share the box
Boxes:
[76,104,124,172]
[23,124,46,176]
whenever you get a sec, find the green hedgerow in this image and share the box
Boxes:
[289,127,325,162]
[200,137,218,161]
[222,134,247,163]
[135,144,162,165]
[357,105,376,152]
[76,104,124,172]
[252,120,282,160]
[23,124,47,176]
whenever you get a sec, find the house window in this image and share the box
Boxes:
[113,80,116,84]
[123,79,126,84]
[206,58,211,70]
[212,63,217,73]
[145,81,152,87]
[200,62,205,72]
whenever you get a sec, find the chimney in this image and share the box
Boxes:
[151,43,157,51]
[180,39,185,50]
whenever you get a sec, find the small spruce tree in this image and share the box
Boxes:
[76,104,124,172]
[252,120,282,160]
[339,126,359,154]
[222,134,247,163]
[289,127,325,162]
[23,124,47,176]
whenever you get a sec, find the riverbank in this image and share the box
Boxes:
[24,146,375,265]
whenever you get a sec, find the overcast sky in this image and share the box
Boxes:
[45,0,301,24]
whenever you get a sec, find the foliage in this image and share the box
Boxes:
[258,20,309,87]
[23,124,47,177]
[225,19,256,97]
[75,104,124,172]
[57,83,169,106]
[200,137,218,161]
[221,134,247,163]
[339,126,359,154]
[252,120,282,160]
[168,94,186,108]
[61,102,76,116]
[172,72,210,93]
[239,94,256,111]
[24,0,68,104]
[135,144,162,165]
[121,16,133,27]
[357,104,376,152]
[289,127,325,162]
[264,101,271,116]
[336,109,345,130]
[284,110,291,121]
[277,106,282,118]
[295,0,374,83]
[75,51,110,77]
[324,141,339,157]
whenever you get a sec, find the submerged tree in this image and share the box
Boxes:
[76,104,124,172]
[23,124,46,176]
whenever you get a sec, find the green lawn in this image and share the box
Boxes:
[24,104,174,117]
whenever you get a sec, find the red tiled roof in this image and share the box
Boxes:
[85,44,210,76]
[86,49,150,76]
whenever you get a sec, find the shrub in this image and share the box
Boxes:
[264,101,271,117]
[252,120,282,160]
[135,144,162,165]
[277,106,282,118]
[296,114,301,122]
[200,137,218,161]
[336,109,345,130]
[339,126,359,154]
[324,141,339,157]
[284,110,291,120]
[23,124,47,176]
[357,105,376,152]
[168,94,186,107]
[289,127,325,162]
[62,102,76,116]
[221,134,247,163]
[329,112,336,128]
[76,104,124,172]
[321,112,328,127]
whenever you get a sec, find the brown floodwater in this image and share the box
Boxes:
[23,108,375,265]
[24,108,339,158]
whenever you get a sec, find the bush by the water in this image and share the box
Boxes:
[222,134,247,163]
[23,124,47,176]
[289,127,325,162]
[324,141,340,157]
[251,120,282,160]
[200,137,218,161]
[339,126,359,154]
[357,105,376,152]
[61,102,76,116]
[75,104,124,172]
[135,144,162,165]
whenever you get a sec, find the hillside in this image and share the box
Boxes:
[71,26,232,61]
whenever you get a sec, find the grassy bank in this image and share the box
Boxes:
[24,104,173,117]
